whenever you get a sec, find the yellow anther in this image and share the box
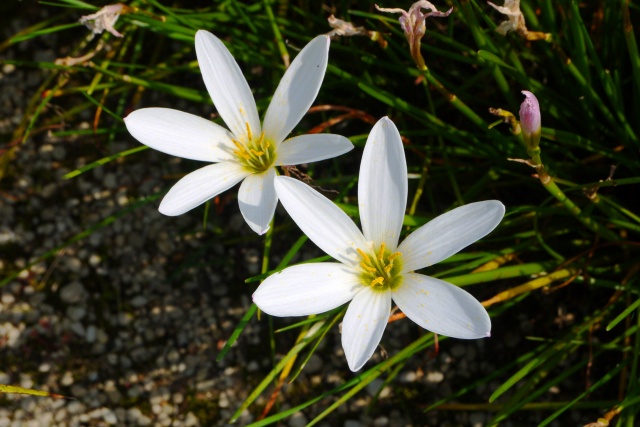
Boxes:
[360,262,377,273]
[370,277,385,287]
[250,149,264,156]
[377,242,387,261]
[383,264,393,274]
[245,122,253,142]
[357,248,371,264]
[388,252,401,261]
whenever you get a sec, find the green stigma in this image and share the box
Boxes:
[232,122,277,173]
[357,242,403,292]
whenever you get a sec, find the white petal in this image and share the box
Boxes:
[342,288,391,372]
[159,162,250,216]
[253,263,362,316]
[238,168,277,235]
[124,108,236,162]
[358,117,407,249]
[195,30,260,140]
[263,35,330,144]
[275,134,353,166]
[274,176,368,267]
[399,201,505,272]
[393,274,491,339]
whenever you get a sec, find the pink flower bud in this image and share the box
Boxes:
[519,90,541,149]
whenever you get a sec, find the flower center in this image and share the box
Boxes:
[357,242,403,292]
[232,123,277,173]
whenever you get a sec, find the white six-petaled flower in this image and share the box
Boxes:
[124,31,354,234]
[253,117,505,371]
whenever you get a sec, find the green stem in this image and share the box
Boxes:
[543,179,620,242]
[524,141,620,242]
[261,218,274,274]
[419,65,487,130]
[263,0,289,68]
[408,71,464,215]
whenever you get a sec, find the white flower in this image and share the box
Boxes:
[253,117,505,371]
[79,4,125,38]
[124,31,354,234]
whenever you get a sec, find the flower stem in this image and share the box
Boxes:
[261,217,275,274]
[408,70,464,214]
[418,65,487,130]
[523,139,620,242]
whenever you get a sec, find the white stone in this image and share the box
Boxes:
[426,371,444,383]
[61,371,74,386]
[1,294,15,305]
[184,412,198,427]
[218,393,229,408]
[103,409,118,425]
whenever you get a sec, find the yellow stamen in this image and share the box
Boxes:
[232,139,245,151]
[245,122,253,142]
[370,277,385,287]
[357,248,371,264]
[383,264,393,274]
[250,149,264,156]
[377,242,386,261]
[360,262,377,273]
[388,252,401,261]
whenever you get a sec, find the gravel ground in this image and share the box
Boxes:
[0,8,578,427]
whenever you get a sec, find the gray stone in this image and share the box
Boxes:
[288,411,307,427]
[59,282,87,304]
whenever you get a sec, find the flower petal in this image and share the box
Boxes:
[159,162,250,216]
[195,30,260,140]
[358,117,407,249]
[262,35,330,144]
[275,134,353,166]
[238,168,277,235]
[342,288,391,371]
[253,263,362,316]
[124,108,236,162]
[274,176,367,267]
[393,273,491,339]
[398,201,505,272]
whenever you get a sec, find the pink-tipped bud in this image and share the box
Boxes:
[519,90,541,150]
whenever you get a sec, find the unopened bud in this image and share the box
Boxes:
[519,90,541,150]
